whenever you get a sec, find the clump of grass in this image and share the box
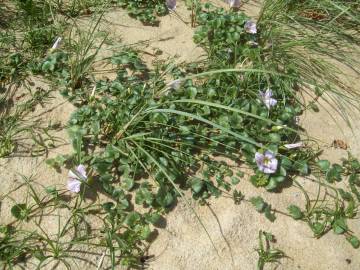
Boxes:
[49,0,109,17]
[0,80,58,157]
[256,231,286,270]
[257,0,360,124]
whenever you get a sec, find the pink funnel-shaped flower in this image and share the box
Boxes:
[259,88,277,109]
[255,151,278,174]
[284,142,303,149]
[67,165,87,193]
[244,21,257,34]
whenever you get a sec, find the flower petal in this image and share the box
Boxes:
[166,0,176,10]
[228,0,241,8]
[168,79,181,90]
[260,89,277,109]
[263,99,270,109]
[68,169,78,180]
[264,151,275,159]
[264,88,273,99]
[244,21,257,34]
[258,164,266,172]
[259,88,277,109]
[264,98,277,109]
[260,151,278,174]
[255,152,264,165]
[268,157,278,171]
[76,164,87,180]
[67,179,81,193]
[263,166,276,174]
[284,142,303,149]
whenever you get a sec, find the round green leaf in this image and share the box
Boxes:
[317,160,330,172]
[11,204,28,220]
[287,205,303,220]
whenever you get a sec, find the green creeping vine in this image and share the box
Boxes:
[287,153,360,248]
[117,0,169,25]
[1,1,360,269]
[40,2,359,266]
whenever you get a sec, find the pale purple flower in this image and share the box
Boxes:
[255,151,278,174]
[228,0,241,8]
[244,21,257,34]
[67,179,82,193]
[259,88,277,109]
[67,165,87,193]
[51,37,62,50]
[167,79,181,90]
[284,142,303,149]
[166,0,176,11]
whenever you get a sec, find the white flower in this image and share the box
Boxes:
[167,79,181,90]
[228,0,241,8]
[67,165,87,193]
[284,142,304,149]
[244,21,257,34]
[259,88,277,109]
[51,37,62,50]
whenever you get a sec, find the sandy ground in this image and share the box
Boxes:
[1,1,360,269]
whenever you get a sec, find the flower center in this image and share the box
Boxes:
[263,157,271,166]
